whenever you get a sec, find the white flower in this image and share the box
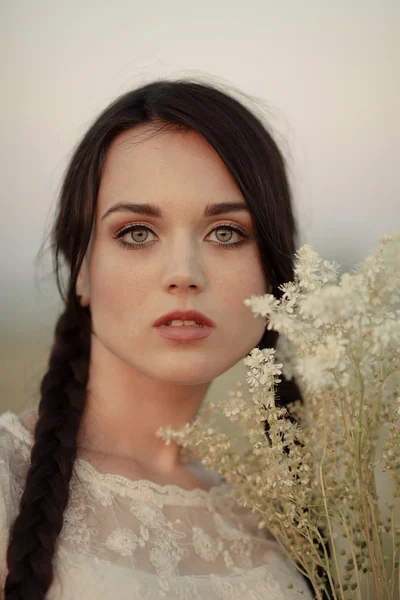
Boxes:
[370,318,400,356]
[243,294,280,317]
[296,334,350,392]
[293,244,323,290]
[243,348,282,392]
[223,393,244,418]
[299,278,368,328]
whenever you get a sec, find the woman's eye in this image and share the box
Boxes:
[114,224,249,250]
[114,225,155,248]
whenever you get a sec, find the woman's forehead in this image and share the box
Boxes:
[96,127,244,218]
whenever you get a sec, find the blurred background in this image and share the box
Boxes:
[0,1,399,414]
[1,4,399,594]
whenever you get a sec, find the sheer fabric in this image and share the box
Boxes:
[0,411,312,599]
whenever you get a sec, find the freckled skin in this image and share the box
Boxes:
[75,125,268,472]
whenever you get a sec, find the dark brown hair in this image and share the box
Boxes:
[4,78,332,599]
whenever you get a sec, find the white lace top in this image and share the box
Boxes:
[0,410,312,599]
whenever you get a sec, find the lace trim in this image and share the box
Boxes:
[0,411,233,506]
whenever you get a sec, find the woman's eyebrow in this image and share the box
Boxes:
[101,201,250,220]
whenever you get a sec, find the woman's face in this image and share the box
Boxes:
[77,125,269,384]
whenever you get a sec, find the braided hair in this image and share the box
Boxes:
[4,306,90,598]
[3,78,332,599]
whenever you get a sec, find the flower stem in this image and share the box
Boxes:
[338,507,362,599]
[390,505,398,598]
[366,493,391,597]
[320,393,344,599]
[353,355,383,599]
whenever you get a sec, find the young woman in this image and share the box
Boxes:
[0,79,329,599]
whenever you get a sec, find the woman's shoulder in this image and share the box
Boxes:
[15,407,37,432]
[0,408,33,504]
[0,408,35,449]
[0,408,32,482]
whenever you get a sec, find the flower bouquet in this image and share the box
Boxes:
[157,233,400,600]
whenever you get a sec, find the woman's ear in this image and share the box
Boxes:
[76,258,90,307]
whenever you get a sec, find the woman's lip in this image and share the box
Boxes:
[154,324,215,341]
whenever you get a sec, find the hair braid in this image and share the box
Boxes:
[4,305,91,600]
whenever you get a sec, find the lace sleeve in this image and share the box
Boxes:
[0,420,28,587]
[0,430,13,587]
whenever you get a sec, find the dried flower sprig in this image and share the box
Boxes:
[157,233,400,600]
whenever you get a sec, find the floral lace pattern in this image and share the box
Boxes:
[0,411,312,599]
